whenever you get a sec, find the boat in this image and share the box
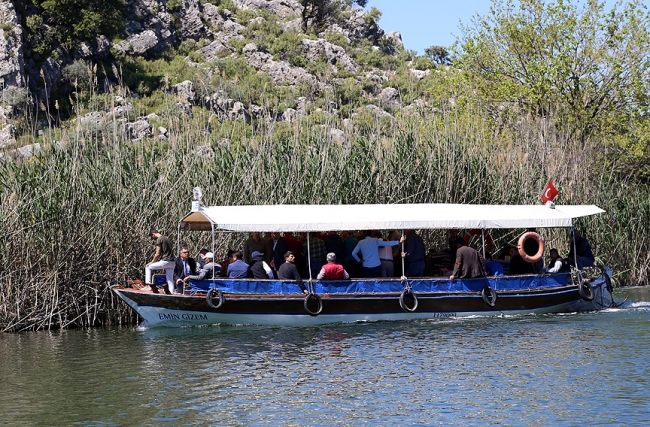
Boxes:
[113,202,617,327]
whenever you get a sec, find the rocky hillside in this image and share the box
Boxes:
[0,0,439,155]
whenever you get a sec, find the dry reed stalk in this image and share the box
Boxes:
[0,87,647,330]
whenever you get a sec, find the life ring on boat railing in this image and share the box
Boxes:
[517,232,545,264]
[399,289,418,312]
[578,280,595,302]
[481,285,497,307]
[304,294,323,316]
[464,229,493,252]
[206,288,224,309]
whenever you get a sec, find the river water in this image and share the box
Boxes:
[1,287,650,426]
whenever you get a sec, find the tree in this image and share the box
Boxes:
[300,0,369,33]
[25,0,127,56]
[425,45,451,65]
[455,0,650,142]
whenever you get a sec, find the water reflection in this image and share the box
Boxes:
[1,287,649,426]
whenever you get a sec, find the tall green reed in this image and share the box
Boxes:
[0,93,646,331]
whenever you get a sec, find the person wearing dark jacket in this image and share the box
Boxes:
[402,229,426,276]
[250,251,274,279]
[173,246,198,293]
[277,251,308,294]
[324,231,346,265]
[450,241,486,280]
[546,248,571,273]
[270,232,289,274]
[568,230,595,269]
[197,248,209,268]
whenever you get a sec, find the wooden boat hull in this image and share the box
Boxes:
[113,272,613,327]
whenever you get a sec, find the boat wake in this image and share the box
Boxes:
[622,300,650,309]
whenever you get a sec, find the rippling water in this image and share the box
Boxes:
[2,287,650,426]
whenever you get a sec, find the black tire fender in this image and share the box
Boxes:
[578,280,595,302]
[206,288,224,309]
[304,294,323,316]
[399,289,418,312]
[481,286,497,307]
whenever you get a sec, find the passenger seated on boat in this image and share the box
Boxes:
[277,251,308,294]
[220,250,235,276]
[226,251,251,278]
[449,240,486,280]
[567,230,595,269]
[509,249,535,275]
[249,251,274,279]
[174,246,198,294]
[484,253,504,276]
[545,248,571,273]
[197,248,209,268]
[184,252,222,284]
[317,253,350,280]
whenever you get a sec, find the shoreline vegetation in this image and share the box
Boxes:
[1,0,649,331]
[1,102,647,331]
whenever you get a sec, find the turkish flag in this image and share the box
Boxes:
[541,179,559,203]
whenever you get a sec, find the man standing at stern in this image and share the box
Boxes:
[145,229,176,294]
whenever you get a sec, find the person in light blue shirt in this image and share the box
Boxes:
[352,231,404,277]
[226,251,251,278]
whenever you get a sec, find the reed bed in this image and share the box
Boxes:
[0,94,647,331]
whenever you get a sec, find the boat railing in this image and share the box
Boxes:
[180,274,572,296]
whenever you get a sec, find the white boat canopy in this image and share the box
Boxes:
[179,203,605,232]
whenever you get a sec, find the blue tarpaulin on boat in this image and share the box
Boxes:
[186,274,570,294]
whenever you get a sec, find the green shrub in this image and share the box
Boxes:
[269,30,308,68]
[167,0,182,12]
[218,0,238,15]
[177,40,198,56]
[62,60,94,88]
[236,9,254,25]
[228,37,249,53]
[324,32,349,48]
[242,16,284,53]
[364,7,382,26]
[413,56,435,71]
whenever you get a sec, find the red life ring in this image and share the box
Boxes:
[464,229,493,252]
[517,232,545,264]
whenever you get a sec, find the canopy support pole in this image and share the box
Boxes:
[401,229,406,278]
[481,229,486,258]
[210,223,215,256]
[572,227,579,269]
[307,232,312,281]
[176,222,181,255]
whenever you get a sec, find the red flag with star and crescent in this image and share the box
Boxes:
[541,179,559,203]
